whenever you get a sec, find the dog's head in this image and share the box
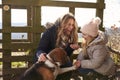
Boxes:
[48,48,69,66]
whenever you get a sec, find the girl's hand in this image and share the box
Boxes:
[73,60,81,68]
[70,44,80,50]
[38,53,47,62]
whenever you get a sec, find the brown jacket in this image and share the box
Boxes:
[77,31,116,76]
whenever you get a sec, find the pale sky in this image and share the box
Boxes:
[11,9,27,23]
[53,0,96,3]
[0,9,1,22]
[104,0,120,28]
[0,0,1,4]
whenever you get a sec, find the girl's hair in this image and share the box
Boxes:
[56,13,78,48]
[81,36,95,59]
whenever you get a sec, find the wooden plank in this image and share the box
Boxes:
[3,0,35,6]
[2,56,33,62]
[11,43,33,49]
[1,40,38,49]
[2,68,27,80]
[1,27,45,33]
[2,0,104,9]
[1,43,37,49]
[0,5,2,8]
[2,68,27,74]
[38,0,98,8]
[96,0,105,31]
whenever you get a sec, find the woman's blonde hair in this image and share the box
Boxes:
[56,13,78,48]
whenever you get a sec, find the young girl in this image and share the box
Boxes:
[74,17,116,78]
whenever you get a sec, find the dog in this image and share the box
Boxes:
[20,48,76,80]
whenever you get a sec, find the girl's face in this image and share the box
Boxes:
[82,32,92,41]
[64,19,75,36]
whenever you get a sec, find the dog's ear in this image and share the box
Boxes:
[48,48,69,65]
[57,48,70,65]
[61,51,70,65]
[48,48,59,62]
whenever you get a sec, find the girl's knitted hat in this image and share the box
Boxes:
[80,17,101,37]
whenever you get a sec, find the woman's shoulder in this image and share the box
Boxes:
[42,25,57,37]
[46,25,57,32]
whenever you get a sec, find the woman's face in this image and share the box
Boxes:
[64,18,75,36]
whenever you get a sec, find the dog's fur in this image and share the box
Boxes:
[20,48,76,80]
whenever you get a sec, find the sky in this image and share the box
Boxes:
[104,0,120,28]
[53,0,96,3]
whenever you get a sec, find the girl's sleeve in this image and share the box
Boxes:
[77,51,85,61]
[80,45,108,69]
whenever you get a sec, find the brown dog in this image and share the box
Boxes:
[20,48,76,80]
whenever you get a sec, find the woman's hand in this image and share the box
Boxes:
[73,60,81,68]
[38,53,47,62]
[70,44,80,50]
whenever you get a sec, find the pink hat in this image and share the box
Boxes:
[80,17,101,37]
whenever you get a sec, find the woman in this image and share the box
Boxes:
[74,17,116,79]
[36,13,79,66]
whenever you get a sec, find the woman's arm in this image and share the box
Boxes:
[36,30,51,58]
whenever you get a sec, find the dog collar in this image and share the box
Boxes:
[45,55,59,68]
